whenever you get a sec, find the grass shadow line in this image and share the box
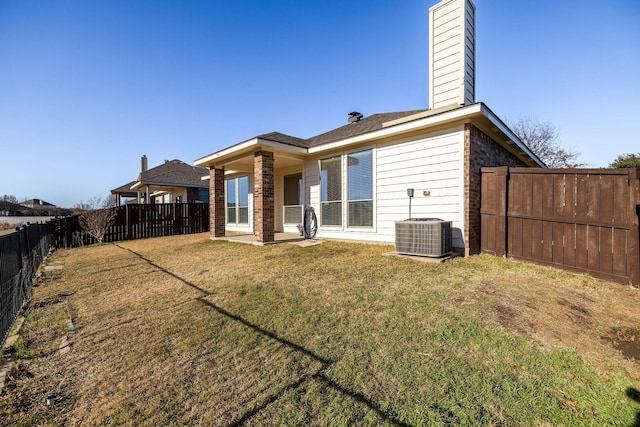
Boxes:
[117,244,412,426]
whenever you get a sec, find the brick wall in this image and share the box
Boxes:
[254,151,274,243]
[464,123,530,255]
[209,167,225,238]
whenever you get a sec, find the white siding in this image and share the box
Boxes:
[376,128,466,248]
[305,127,466,249]
[429,0,475,109]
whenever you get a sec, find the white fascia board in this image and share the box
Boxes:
[308,103,484,155]
[194,138,260,167]
[479,104,546,167]
[194,138,307,167]
[130,181,143,190]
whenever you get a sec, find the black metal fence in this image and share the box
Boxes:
[49,203,210,248]
[0,223,50,346]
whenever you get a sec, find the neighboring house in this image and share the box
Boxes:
[20,199,55,209]
[111,156,210,206]
[193,0,545,255]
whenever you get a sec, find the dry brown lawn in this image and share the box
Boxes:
[1,233,639,425]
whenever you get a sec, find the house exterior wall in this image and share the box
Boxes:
[464,123,529,255]
[304,126,467,250]
[149,187,205,204]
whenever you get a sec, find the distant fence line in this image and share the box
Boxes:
[49,202,210,248]
[0,216,55,226]
[0,223,50,346]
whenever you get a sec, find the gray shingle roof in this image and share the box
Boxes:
[112,160,209,194]
[257,132,309,148]
[306,110,428,147]
[138,160,209,187]
[111,181,138,194]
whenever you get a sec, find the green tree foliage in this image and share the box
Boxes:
[608,153,640,168]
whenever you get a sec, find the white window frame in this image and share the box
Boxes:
[346,148,374,229]
[318,147,376,231]
[225,176,249,225]
[320,155,343,227]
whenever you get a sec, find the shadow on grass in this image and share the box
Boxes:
[117,244,410,426]
[628,388,640,427]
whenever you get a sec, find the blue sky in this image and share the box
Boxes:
[1,0,638,207]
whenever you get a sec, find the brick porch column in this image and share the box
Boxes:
[254,150,274,244]
[209,166,225,238]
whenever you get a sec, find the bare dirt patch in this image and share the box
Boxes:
[449,257,640,374]
[605,327,640,361]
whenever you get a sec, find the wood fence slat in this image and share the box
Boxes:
[599,175,614,225]
[599,227,613,275]
[508,217,521,258]
[552,221,564,264]
[587,175,600,222]
[482,167,639,287]
[576,174,589,223]
[564,223,576,267]
[541,174,554,218]
[542,221,553,262]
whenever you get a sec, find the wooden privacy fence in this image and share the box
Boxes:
[481,167,640,287]
[50,203,210,248]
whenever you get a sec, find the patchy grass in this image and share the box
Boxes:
[1,233,639,425]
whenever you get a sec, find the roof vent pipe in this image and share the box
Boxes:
[141,155,148,173]
[348,111,363,123]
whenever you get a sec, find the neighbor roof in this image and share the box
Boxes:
[111,181,138,195]
[133,160,209,188]
[112,159,210,195]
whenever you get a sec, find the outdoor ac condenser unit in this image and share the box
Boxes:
[395,218,452,257]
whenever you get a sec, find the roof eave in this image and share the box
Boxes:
[130,181,209,190]
[479,103,546,167]
[307,103,485,155]
[194,137,308,168]
[305,103,545,167]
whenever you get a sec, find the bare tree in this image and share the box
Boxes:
[0,194,20,212]
[509,116,584,168]
[77,195,117,244]
[1,194,19,204]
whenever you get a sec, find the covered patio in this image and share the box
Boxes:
[195,132,309,245]
[212,232,306,246]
